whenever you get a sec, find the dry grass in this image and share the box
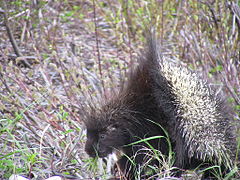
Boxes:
[0,0,239,179]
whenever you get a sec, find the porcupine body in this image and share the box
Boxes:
[84,37,237,179]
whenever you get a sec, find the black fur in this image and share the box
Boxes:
[84,37,237,179]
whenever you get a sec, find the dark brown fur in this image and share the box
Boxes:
[84,38,237,179]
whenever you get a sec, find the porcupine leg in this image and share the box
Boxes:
[116,156,135,180]
[113,149,149,180]
[201,164,228,180]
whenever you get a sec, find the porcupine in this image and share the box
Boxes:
[84,36,237,179]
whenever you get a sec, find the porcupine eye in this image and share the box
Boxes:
[99,133,106,140]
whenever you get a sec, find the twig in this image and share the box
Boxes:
[1,2,31,68]
[227,1,240,62]
[0,9,30,24]
[92,0,105,95]
[204,2,222,45]
[227,1,240,30]
[3,10,22,57]
[20,9,30,43]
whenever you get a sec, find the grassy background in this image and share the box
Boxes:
[0,0,239,179]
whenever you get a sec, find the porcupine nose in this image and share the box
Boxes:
[85,142,98,157]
